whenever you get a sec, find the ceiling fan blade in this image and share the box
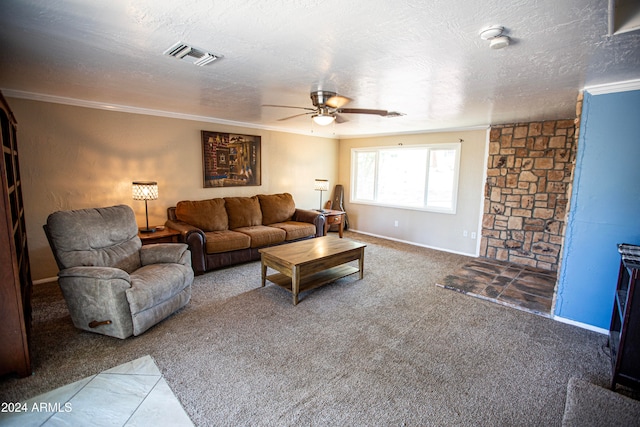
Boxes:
[277,112,314,121]
[337,108,392,116]
[334,113,348,124]
[326,95,351,109]
[262,104,317,112]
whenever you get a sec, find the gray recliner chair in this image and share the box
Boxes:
[44,204,194,339]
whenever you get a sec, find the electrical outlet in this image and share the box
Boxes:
[463,230,468,237]
[394,220,399,227]
[471,232,477,239]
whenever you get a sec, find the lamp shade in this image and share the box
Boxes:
[314,179,329,192]
[132,181,158,201]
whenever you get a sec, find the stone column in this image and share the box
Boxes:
[480,118,577,271]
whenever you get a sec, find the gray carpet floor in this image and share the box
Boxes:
[562,378,640,426]
[1,231,614,426]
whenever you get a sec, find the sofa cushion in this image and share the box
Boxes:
[258,193,296,225]
[204,230,251,254]
[176,198,228,232]
[235,225,286,248]
[269,221,317,241]
[225,196,262,229]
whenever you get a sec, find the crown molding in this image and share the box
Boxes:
[2,88,491,140]
[584,79,640,95]
[0,89,340,139]
[339,124,489,139]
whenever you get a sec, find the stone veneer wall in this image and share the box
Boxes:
[480,111,581,271]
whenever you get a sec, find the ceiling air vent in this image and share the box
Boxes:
[163,41,221,66]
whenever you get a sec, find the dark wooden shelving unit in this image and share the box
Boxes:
[610,244,640,391]
[0,92,32,378]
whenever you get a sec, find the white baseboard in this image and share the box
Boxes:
[553,315,609,335]
[33,277,58,285]
[348,228,477,257]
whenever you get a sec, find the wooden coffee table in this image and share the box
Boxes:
[259,236,366,305]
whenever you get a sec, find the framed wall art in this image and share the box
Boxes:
[201,131,261,188]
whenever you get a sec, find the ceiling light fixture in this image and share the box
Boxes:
[479,25,511,49]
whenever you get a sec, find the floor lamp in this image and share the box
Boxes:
[314,179,329,212]
[132,181,158,233]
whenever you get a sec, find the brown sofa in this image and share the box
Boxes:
[166,193,325,275]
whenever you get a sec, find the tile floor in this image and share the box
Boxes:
[438,257,557,317]
[0,355,193,427]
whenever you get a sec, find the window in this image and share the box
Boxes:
[351,143,461,213]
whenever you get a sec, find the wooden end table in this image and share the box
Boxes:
[259,236,366,305]
[322,209,346,238]
[138,227,181,245]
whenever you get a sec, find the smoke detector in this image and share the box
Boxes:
[479,26,511,49]
[163,42,222,66]
[489,36,510,49]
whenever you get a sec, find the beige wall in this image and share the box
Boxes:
[9,98,339,280]
[338,129,488,255]
[11,96,487,279]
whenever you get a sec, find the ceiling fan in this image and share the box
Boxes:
[263,90,404,125]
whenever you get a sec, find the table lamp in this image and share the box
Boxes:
[314,179,329,212]
[132,181,158,233]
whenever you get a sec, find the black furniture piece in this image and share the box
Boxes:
[610,243,640,391]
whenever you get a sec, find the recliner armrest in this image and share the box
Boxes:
[59,266,130,282]
[57,266,134,339]
[140,243,191,266]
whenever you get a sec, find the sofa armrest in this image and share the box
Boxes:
[165,219,207,275]
[140,243,191,267]
[293,209,326,237]
[165,219,203,238]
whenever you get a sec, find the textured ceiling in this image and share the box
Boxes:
[1,0,639,137]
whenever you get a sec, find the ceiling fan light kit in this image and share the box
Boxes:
[479,25,510,49]
[312,113,336,126]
